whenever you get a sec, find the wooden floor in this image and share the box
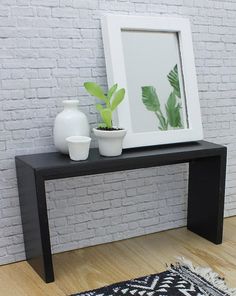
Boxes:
[0,217,236,296]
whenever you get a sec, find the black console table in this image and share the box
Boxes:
[15,140,227,283]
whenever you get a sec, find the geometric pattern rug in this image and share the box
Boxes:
[71,260,236,296]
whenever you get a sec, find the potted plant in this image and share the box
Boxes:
[84,82,126,157]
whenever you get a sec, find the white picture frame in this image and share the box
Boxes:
[101,14,203,149]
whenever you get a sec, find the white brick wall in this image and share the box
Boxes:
[0,0,236,265]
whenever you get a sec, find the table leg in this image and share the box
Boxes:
[187,152,227,244]
[16,159,54,283]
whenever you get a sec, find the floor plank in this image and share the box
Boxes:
[0,217,235,296]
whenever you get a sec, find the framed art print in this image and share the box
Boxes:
[101,15,203,148]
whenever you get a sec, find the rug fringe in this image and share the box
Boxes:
[174,257,236,296]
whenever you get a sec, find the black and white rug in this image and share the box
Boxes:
[71,260,236,296]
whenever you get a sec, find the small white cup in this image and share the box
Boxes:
[66,136,91,161]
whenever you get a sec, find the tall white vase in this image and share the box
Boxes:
[53,100,90,154]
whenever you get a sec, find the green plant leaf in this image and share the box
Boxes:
[141,86,160,112]
[95,104,103,112]
[167,64,181,98]
[165,92,182,128]
[98,123,107,128]
[84,82,108,102]
[100,108,112,128]
[111,88,125,111]
[107,83,118,100]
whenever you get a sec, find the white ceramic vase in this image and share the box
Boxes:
[93,128,127,157]
[53,100,90,154]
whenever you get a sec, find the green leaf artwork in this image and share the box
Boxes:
[84,82,125,129]
[167,64,181,98]
[141,64,183,131]
[142,86,168,130]
[165,92,183,128]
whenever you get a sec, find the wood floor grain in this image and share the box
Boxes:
[0,217,236,296]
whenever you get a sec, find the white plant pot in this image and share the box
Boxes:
[53,100,90,154]
[93,128,127,157]
[66,136,91,161]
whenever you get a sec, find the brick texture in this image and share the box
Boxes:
[0,0,236,265]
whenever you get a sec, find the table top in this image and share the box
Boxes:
[15,140,226,180]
